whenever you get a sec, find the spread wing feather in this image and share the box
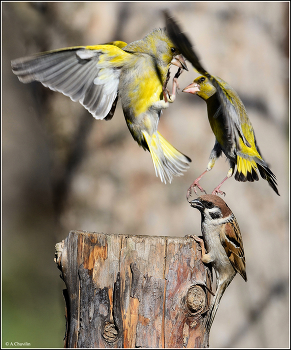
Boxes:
[11,47,121,120]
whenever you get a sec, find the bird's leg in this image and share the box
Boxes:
[187,169,208,200]
[191,235,205,254]
[191,235,215,293]
[163,90,169,103]
[185,235,203,252]
[187,148,220,200]
[166,78,178,103]
[212,167,234,196]
[163,70,171,103]
[167,68,183,103]
[211,177,228,196]
[191,235,213,264]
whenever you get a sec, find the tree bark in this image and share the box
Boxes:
[55,230,211,348]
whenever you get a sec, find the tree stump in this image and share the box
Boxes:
[55,230,212,348]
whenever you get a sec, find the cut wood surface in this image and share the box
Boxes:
[55,230,211,348]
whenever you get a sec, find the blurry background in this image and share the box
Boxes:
[2,2,289,348]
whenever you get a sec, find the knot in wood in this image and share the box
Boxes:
[103,322,118,343]
[186,285,206,313]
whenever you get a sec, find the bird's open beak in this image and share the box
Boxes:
[190,198,204,211]
[171,54,188,71]
[182,82,200,94]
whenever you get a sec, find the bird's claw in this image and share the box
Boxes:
[187,182,207,201]
[163,86,176,103]
[211,187,226,196]
[192,235,204,245]
[185,234,200,241]
[185,235,203,251]
[168,93,176,103]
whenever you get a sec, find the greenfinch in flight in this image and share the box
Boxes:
[165,12,279,197]
[11,28,191,184]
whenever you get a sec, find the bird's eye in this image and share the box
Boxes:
[200,77,205,83]
[171,47,176,53]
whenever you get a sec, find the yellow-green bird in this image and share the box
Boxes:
[165,12,279,197]
[11,28,191,184]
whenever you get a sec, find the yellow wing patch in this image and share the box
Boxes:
[84,44,130,66]
[238,123,262,159]
[104,41,128,49]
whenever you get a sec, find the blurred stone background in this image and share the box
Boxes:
[2,2,289,348]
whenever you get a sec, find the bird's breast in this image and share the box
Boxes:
[202,222,234,274]
[120,58,163,118]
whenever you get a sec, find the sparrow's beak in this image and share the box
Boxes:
[171,54,188,71]
[182,82,200,94]
[190,198,204,211]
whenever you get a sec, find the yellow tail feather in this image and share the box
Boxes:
[236,155,258,182]
[142,131,191,184]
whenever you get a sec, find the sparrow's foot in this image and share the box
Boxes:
[186,235,214,287]
[192,235,213,266]
[191,235,206,255]
[186,234,202,250]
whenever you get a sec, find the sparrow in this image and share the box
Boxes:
[11,29,191,184]
[164,12,279,197]
[189,194,247,332]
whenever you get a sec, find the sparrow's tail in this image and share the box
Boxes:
[235,154,279,196]
[205,278,232,333]
[142,131,191,184]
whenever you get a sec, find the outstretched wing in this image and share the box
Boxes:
[11,43,129,120]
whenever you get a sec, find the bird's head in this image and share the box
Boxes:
[183,76,216,101]
[125,28,188,71]
[154,28,188,70]
[190,194,231,221]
